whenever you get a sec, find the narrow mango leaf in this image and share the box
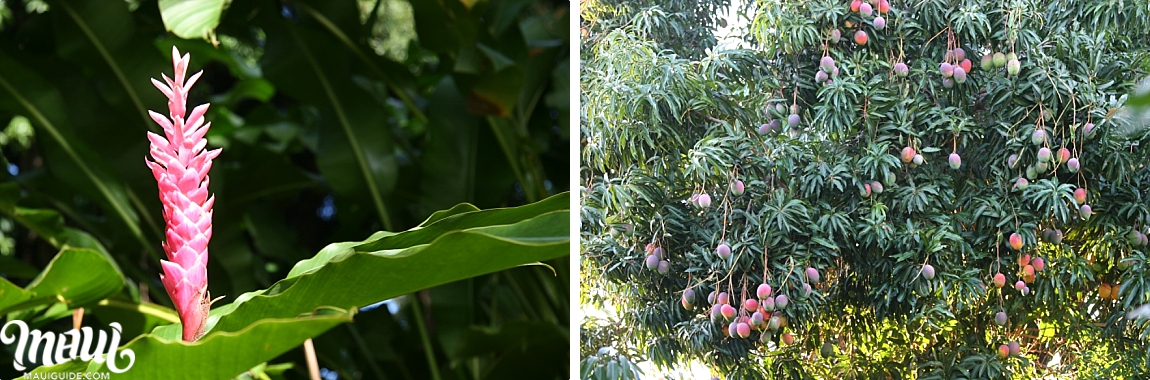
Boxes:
[19,307,355,380]
[0,248,123,315]
[158,0,226,40]
[193,193,568,335]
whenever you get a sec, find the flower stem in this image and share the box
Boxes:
[410,293,441,380]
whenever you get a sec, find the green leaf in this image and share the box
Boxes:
[236,362,294,380]
[0,256,38,279]
[477,43,516,72]
[198,193,569,335]
[419,77,482,216]
[158,0,226,40]
[450,321,567,378]
[20,307,355,380]
[0,50,156,260]
[261,21,398,230]
[357,192,568,252]
[1128,78,1150,108]
[422,203,483,227]
[0,248,124,315]
[51,0,163,134]
[464,66,524,117]
[0,183,117,269]
[290,0,426,123]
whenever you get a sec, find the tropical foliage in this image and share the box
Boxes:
[0,0,570,379]
[580,0,1150,378]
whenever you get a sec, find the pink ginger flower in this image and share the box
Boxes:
[146,47,220,342]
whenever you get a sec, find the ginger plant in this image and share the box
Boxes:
[146,47,220,342]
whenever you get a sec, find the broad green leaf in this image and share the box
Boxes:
[357,192,568,252]
[158,0,226,40]
[422,203,483,227]
[19,307,355,380]
[194,194,568,335]
[0,248,123,315]
[0,183,167,324]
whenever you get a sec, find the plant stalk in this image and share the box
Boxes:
[410,294,442,380]
[72,307,84,330]
[303,338,320,380]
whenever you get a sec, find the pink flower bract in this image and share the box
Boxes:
[146,47,220,342]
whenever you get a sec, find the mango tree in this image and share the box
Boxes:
[580,0,1150,378]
